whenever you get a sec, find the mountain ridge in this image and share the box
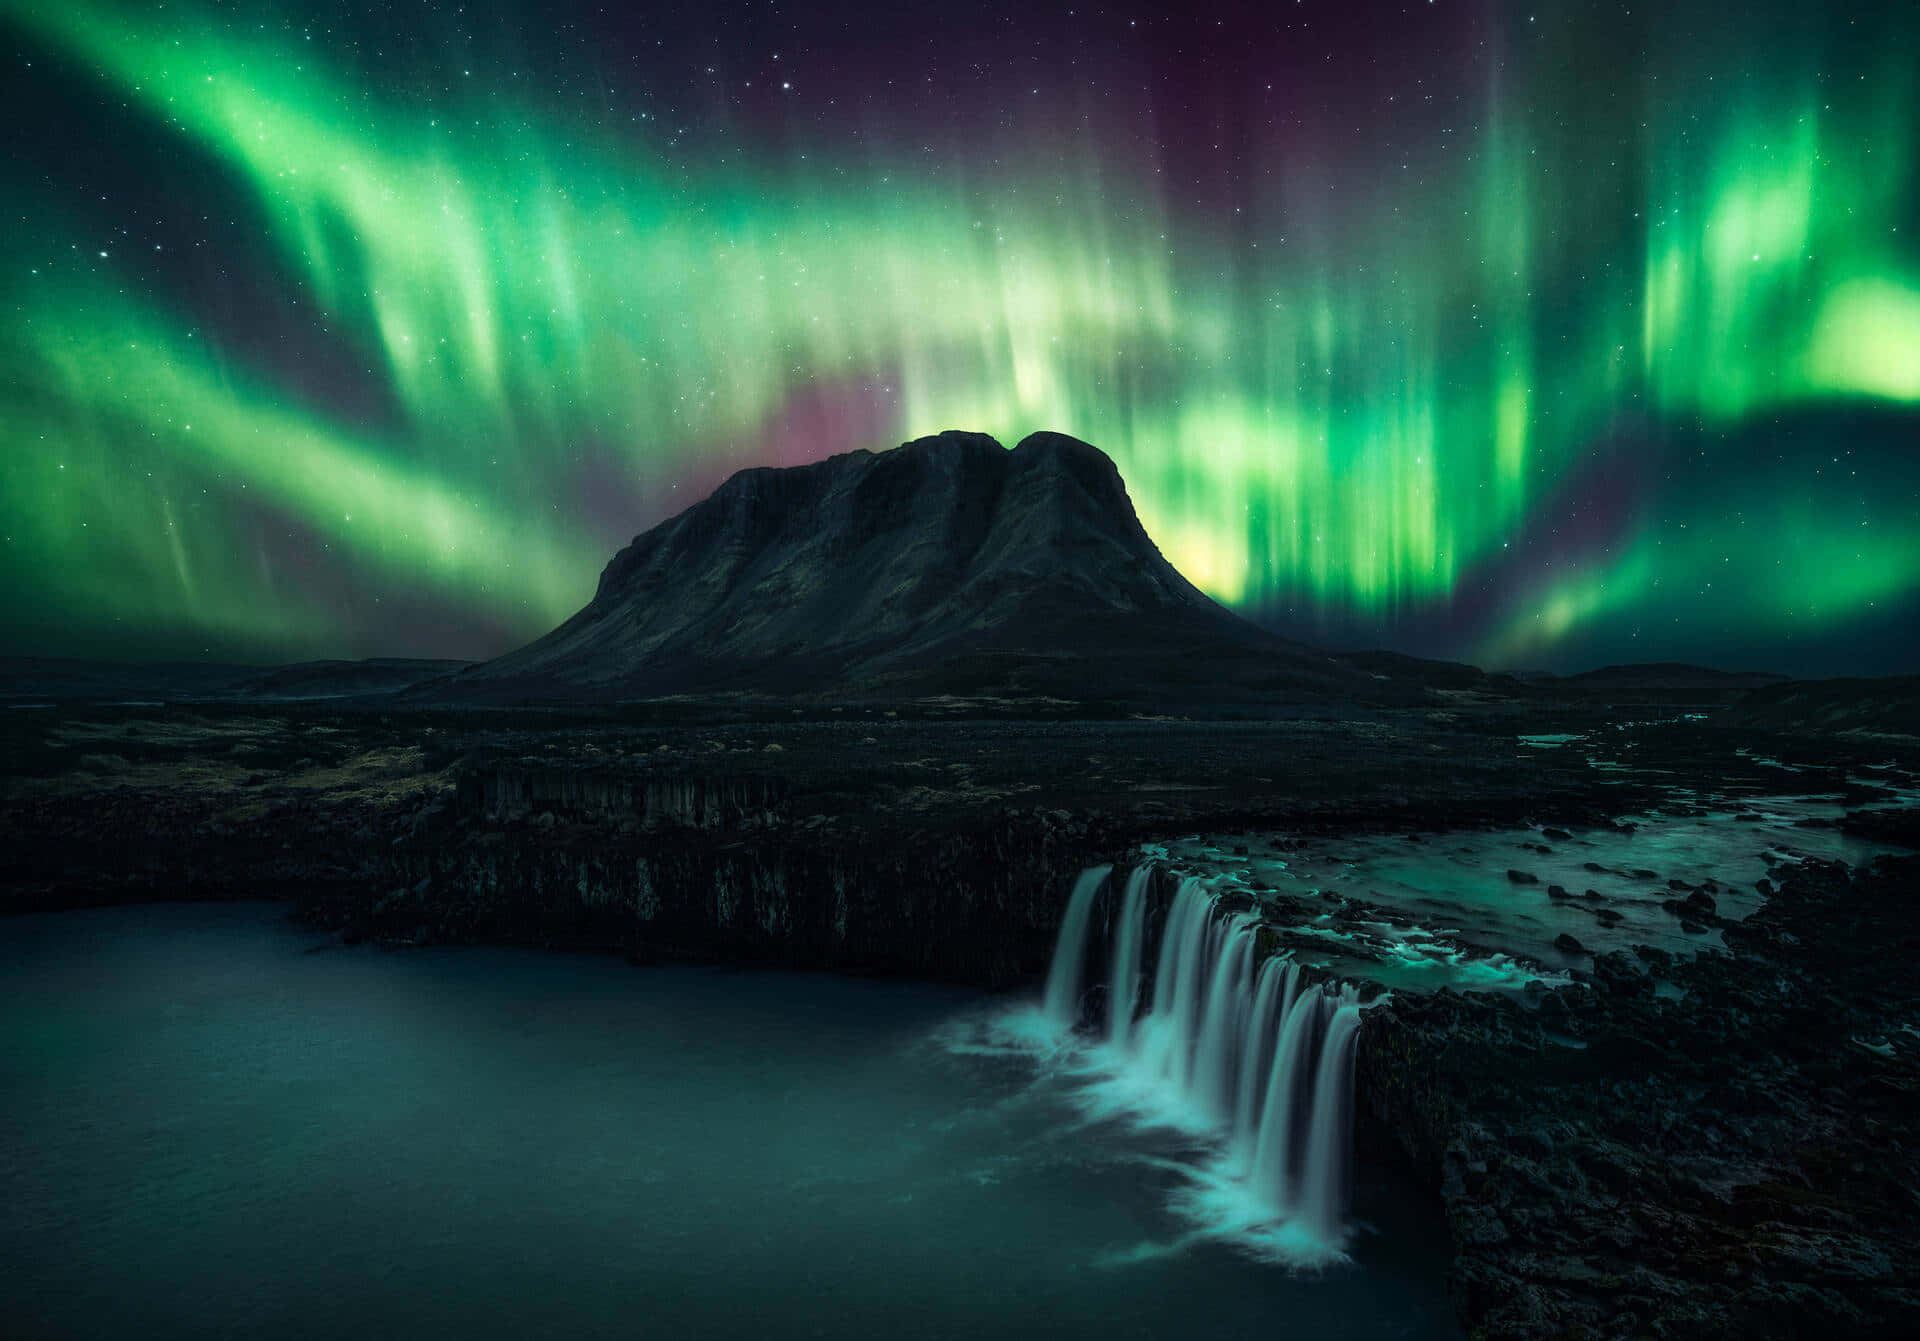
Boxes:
[448,430,1415,705]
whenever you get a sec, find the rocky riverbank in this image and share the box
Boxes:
[1358,853,1920,1338]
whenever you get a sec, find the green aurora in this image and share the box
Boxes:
[3,0,1917,670]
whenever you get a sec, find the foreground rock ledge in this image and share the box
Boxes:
[1360,853,1920,1339]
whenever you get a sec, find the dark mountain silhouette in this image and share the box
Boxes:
[1721,675,1920,736]
[0,656,469,704]
[229,659,475,700]
[448,430,1431,705]
[1558,663,1789,691]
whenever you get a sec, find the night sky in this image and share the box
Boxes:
[3,0,1917,674]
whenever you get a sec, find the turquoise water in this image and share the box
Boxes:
[1163,781,1916,994]
[0,904,1455,1340]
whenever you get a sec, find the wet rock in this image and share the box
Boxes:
[1507,869,1540,885]
[1358,856,1920,1341]
[1591,950,1649,997]
[1663,889,1718,919]
[1633,944,1673,971]
[1554,932,1586,954]
[1511,1125,1555,1158]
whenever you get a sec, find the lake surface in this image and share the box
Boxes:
[0,904,1455,1340]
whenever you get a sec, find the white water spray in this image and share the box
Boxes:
[1251,988,1330,1206]
[1139,877,1210,1086]
[1043,865,1111,1025]
[1107,867,1151,1048]
[1043,862,1368,1254]
[1233,957,1297,1151]
[1298,1002,1363,1239]
[1191,915,1257,1123]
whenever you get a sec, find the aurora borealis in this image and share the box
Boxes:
[3,0,1917,673]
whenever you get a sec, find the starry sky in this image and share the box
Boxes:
[3,0,1917,675]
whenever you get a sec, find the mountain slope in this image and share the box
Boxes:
[1559,663,1789,691]
[0,657,470,704]
[1720,675,1920,736]
[451,430,1420,704]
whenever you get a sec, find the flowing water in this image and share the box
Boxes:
[0,904,1457,1340]
[1010,762,1920,1267]
[1023,869,1371,1266]
[1159,775,1918,995]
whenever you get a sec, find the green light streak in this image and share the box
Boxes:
[3,0,1917,665]
[3,267,600,649]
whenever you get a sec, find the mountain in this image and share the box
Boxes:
[0,656,469,704]
[1720,675,1920,737]
[449,430,1425,705]
[1557,663,1790,691]
[228,659,475,700]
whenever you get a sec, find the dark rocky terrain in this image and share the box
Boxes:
[1360,852,1920,1339]
[0,701,1641,980]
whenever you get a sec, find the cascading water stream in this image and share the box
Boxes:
[1107,867,1151,1048]
[1139,877,1210,1087]
[1043,865,1112,1026]
[1299,1001,1364,1239]
[1192,915,1257,1123]
[1233,957,1297,1152]
[1252,988,1335,1207]
[1039,861,1369,1256]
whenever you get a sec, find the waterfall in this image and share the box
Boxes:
[1191,914,1257,1123]
[1046,861,1367,1249]
[1251,988,1330,1205]
[1107,867,1151,1048]
[1043,865,1111,1025]
[1298,1002,1363,1239]
[1139,877,1211,1087]
[1233,957,1296,1150]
